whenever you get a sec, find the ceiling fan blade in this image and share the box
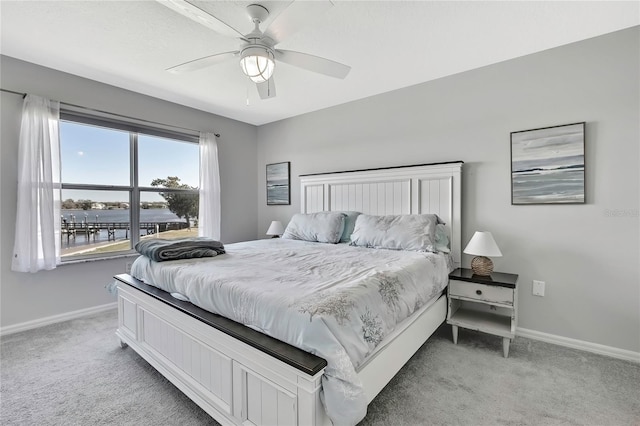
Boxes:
[167,51,239,74]
[275,50,350,79]
[156,0,247,41]
[263,0,333,45]
[257,78,276,100]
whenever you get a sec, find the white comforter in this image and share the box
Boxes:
[131,238,451,425]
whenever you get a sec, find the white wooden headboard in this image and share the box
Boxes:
[299,162,463,267]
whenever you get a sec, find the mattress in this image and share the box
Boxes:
[130,238,451,425]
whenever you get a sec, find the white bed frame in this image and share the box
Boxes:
[115,162,462,426]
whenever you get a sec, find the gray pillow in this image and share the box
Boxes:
[350,214,442,252]
[330,211,361,243]
[435,224,451,253]
[282,212,346,244]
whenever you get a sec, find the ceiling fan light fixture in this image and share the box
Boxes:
[240,46,275,83]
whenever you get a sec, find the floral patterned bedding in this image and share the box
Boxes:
[130,238,452,426]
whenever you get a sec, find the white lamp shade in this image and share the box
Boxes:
[266,220,284,236]
[463,231,502,257]
[240,46,275,83]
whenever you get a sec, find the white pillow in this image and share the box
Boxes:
[350,214,442,252]
[282,212,346,244]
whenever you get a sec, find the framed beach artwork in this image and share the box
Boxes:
[511,122,585,205]
[266,161,290,205]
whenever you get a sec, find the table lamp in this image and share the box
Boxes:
[266,220,284,238]
[463,231,502,276]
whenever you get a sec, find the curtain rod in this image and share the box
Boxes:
[0,88,221,138]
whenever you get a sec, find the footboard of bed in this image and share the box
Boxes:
[115,274,447,426]
[116,280,330,426]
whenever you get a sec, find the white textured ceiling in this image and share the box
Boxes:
[1,1,638,126]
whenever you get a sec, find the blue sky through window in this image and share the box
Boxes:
[60,121,199,202]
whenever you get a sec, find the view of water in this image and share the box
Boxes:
[60,208,187,250]
[62,208,182,223]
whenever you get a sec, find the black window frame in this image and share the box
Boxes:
[59,110,199,261]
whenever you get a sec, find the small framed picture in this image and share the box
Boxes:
[266,161,290,205]
[511,122,585,205]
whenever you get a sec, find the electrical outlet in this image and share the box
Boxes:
[532,280,545,297]
[125,262,133,274]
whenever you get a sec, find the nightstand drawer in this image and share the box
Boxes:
[449,280,514,306]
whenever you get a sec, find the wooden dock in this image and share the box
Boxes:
[61,221,189,242]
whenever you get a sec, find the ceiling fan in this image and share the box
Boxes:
[158,0,351,99]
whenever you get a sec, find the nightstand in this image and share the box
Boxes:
[447,268,519,357]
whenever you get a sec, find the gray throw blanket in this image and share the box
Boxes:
[135,238,225,262]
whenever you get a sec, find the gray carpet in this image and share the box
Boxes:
[1,309,638,425]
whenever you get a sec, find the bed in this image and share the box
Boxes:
[114,162,463,426]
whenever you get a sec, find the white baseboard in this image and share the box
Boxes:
[517,327,640,364]
[3,306,638,364]
[0,302,117,337]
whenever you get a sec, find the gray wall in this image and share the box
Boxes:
[2,27,638,354]
[257,27,640,352]
[0,56,258,327]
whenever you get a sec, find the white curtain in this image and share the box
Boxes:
[12,95,61,273]
[198,132,221,240]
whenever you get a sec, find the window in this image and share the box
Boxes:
[59,116,199,260]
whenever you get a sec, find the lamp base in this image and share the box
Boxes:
[471,256,493,276]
